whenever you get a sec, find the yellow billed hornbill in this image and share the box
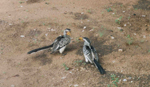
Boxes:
[27,28,71,55]
[79,37,105,74]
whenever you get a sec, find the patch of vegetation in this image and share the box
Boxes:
[19,1,24,4]
[63,63,70,70]
[99,31,104,37]
[106,8,112,12]
[109,74,119,87]
[148,50,150,53]
[115,16,123,24]
[87,10,92,13]
[126,35,133,45]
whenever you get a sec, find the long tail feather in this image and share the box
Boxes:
[27,44,53,54]
[94,58,106,74]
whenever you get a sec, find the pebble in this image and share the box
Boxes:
[133,33,136,35]
[124,24,126,26]
[118,49,123,52]
[123,11,125,13]
[111,36,114,39]
[143,35,146,38]
[142,15,146,17]
[81,12,84,14]
[45,33,48,36]
[131,81,133,83]
[74,84,78,87]
[9,23,12,25]
[117,27,122,30]
[82,30,84,32]
[83,26,86,29]
[112,60,115,63]
[123,79,127,82]
[20,35,25,37]
[121,70,123,72]
[61,76,66,79]
[20,5,23,8]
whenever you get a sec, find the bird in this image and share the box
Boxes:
[27,28,71,55]
[79,37,105,74]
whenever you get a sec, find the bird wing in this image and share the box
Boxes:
[52,35,70,52]
[83,45,93,63]
[91,46,105,74]
[91,46,99,61]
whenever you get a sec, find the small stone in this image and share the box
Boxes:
[20,5,23,7]
[112,60,115,63]
[117,27,122,30]
[123,79,127,81]
[121,70,123,72]
[131,81,133,83]
[124,24,126,26]
[74,84,78,87]
[142,15,146,17]
[82,30,84,32]
[112,13,115,14]
[133,33,136,35]
[20,35,25,37]
[45,33,48,36]
[111,36,114,39]
[61,76,66,79]
[143,35,146,38]
[83,26,86,29]
[81,12,84,14]
[118,49,123,52]
[123,11,125,13]
[9,23,12,25]
[89,29,93,31]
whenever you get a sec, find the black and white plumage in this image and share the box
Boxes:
[79,37,105,74]
[27,28,71,54]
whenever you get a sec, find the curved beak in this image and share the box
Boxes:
[78,37,83,41]
[66,31,71,36]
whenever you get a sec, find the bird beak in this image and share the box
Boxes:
[78,37,83,41]
[67,31,71,36]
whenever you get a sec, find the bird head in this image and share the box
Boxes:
[64,28,71,36]
[79,37,91,45]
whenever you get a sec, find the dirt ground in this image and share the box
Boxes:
[0,0,150,87]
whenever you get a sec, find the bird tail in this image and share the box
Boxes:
[27,44,53,54]
[93,58,106,74]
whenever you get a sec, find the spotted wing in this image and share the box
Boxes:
[83,45,93,63]
[52,35,70,52]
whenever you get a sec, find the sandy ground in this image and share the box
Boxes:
[0,0,150,87]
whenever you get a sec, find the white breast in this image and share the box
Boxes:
[59,46,66,54]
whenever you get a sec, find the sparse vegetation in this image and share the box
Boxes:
[106,8,112,12]
[87,10,92,13]
[109,74,119,87]
[19,1,24,4]
[63,63,70,70]
[99,31,104,37]
[115,16,123,24]
[126,35,133,45]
